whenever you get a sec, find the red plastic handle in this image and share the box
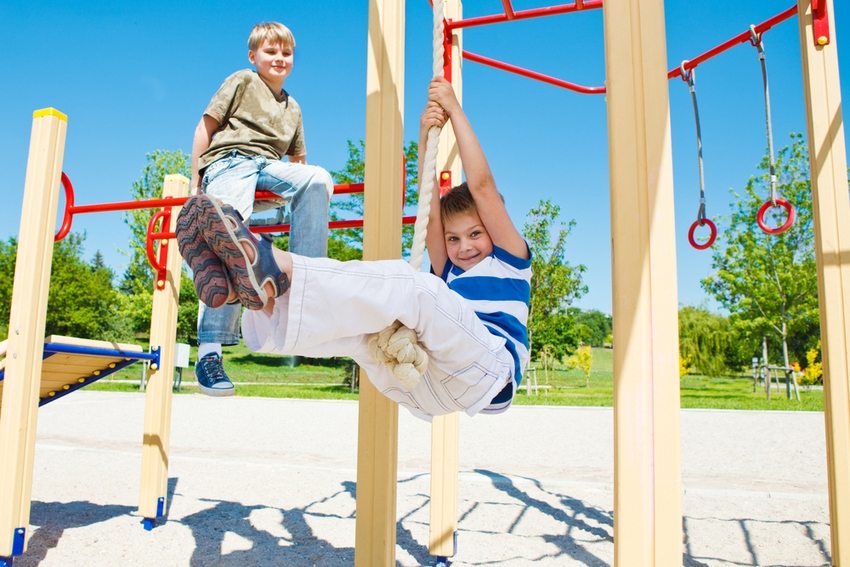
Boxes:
[756,199,795,235]
[55,172,75,241]
[688,218,717,250]
[146,210,169,274]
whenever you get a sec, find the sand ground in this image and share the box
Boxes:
[9,391,832,566]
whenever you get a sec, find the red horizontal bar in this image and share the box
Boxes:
[448,0,602,30]
[155,215,416,240]
[69,183,367,216]
[463,50,605,94]
[668,5,798,79]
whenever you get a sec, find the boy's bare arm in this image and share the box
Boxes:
[428,78,529,260]
[190,114,220,194]
[421,101,449,276]
[288,154,307,164]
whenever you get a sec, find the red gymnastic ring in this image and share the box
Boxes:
[688,218,717,250]
[756,199,795,235]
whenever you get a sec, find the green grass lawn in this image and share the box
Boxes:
[88,345,823,411]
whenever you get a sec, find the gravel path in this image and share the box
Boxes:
[13,392,831,566]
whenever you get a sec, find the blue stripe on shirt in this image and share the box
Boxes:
[476,311,529,349]
[449,276,530,304]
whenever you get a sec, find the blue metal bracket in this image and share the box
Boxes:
[11,527,25,556]
[143,518,156,531]
[435,557,449,567]
[149,345,162,371]
[0,555,13,566]
[156,497,165,517]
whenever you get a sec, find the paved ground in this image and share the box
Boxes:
[10,392,833,566]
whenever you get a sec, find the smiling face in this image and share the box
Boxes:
[443,210,494,271]
[248,40,294,90]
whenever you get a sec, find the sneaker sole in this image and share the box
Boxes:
[176,196,231,308]
[196,196,267,310]
[197,382,235,397]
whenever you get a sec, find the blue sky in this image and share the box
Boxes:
[1,1,847,314]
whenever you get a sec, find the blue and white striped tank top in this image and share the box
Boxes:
[440,244,532,411]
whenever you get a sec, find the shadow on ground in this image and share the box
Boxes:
[11,473,832,566]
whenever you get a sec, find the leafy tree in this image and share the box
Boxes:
[571,308,612,347]
[523,200,587,362]
[0,238,17,340]
[567,344,593,387]
[702,134,820,371]
[329,139,420,259]
[678,305,734,377]
[121,149,191,294]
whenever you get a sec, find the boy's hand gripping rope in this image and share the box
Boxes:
[750,25,795,235]
[681,62,717,250]
[365,0,446,388]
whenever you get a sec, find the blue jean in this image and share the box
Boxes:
[197,152,332,345]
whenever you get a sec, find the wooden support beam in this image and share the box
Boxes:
[430,0,463,559]
[0,108,67,557]
[138,174,188,524]
[602,1,683,565]
[355,0,405,565]
[797,0,850,563]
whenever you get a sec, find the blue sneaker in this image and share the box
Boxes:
[194,353,234,397]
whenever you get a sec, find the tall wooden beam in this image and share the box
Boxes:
[797,1,850,563]
[138,175,188,526]
[430,0,463,559]
[355,0,405,564]
[602,1,683,565]
[0,108,67,559]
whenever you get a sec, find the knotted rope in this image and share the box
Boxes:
[366,0,446,388]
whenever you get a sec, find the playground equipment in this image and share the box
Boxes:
[2,1,848,566]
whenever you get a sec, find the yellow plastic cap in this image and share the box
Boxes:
[33,108,68,122]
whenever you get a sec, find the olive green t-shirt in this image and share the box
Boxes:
[198,69,306,172]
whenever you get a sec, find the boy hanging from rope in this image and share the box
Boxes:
[176,78,531,420]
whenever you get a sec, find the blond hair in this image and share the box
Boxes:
[248,22,296,51]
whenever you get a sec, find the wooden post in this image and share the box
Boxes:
[355,0,404,565]
[138,174,188,526]
[797,0,850,563]
[0,108,67,559]
[602,0,683,565]
[430,0,462,559]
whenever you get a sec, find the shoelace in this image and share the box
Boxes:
[199,355,227,383]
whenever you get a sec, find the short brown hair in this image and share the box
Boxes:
[248,22,296,51]
[440,182,477,225]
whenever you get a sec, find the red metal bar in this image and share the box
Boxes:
[501,0,516,20]
[155,215,417,240]
[463,50,606,94]
[668,5,798,79]
[448,0,602,30]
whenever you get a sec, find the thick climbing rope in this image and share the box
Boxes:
[366,0,446,388]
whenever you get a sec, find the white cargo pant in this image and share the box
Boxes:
[241,254,514,421]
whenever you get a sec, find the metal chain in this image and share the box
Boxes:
[750,25,778,205]
[681,61,706,223]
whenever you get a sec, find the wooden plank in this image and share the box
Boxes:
[44,335,142,352]
[430,1,463,557]
[0,108,67,558]
[602,1,683,565]
[138,175,187,522]
[797,1,850,563]
[355,1,404,565]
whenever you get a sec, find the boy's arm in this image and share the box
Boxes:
[288,155,307,164]
[190,114,220,194]
[429,78,529,260]
[421,101,449,276]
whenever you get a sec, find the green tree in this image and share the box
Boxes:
[702,134,820,371]
[0,238,18,340]
[121,149,191,293]
[523,200,588,362]
[678,305,734,377]
[329,139,420,259]
[571,308,612,347]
